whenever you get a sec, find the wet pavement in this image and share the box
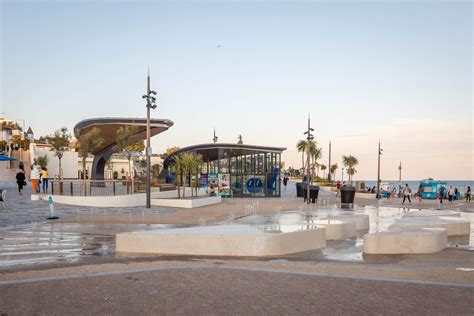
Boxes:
[0,180,472,270]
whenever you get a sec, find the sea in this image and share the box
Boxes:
[362,180,473,192]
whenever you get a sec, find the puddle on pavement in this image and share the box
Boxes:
[233,205,473,262]
[0,205,472,268]
[0,223,181,268]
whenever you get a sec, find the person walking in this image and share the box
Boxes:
[417,184,423,204]
[448,186,454,203]
[439,185,446,204]
[283,175,288,190]
[466,186,471,202]
[15,169,26,195]
[41,167,49,193]
[402,183,411,204]
[30,165,41,194]
[336,181,341,197]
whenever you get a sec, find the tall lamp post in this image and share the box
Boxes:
[304,115,314,204]
[142,70,157,208]
[341,168,344,183]
[376,141,383,199]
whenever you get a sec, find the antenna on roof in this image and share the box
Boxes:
[213,127,218,143]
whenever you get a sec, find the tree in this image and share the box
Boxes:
[310,143,322,179]
[173,155,184,198]
[330,163,338,182]
[77,128,104,193]
[179,153,195,198]
[46,127,71,177]
[320,164,327,178]
[116,125,142,194]
[0,140,7,151]
[152,163,161,177]
[342,155,359,185]
[11,135,30,151]
[296,140,307,175]
[190,154,203,197]
[36,155,49,170]
[237,135,243,144]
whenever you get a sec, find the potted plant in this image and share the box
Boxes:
[341,155,359,205]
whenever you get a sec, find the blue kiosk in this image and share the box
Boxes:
[420,179,447,199]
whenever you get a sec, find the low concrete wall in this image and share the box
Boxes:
[42,187,207,208]
[116,224,326,257]
[364,228,448,254]
[312,219,356,240]
[389,216,470,236]
[151,196,221,208]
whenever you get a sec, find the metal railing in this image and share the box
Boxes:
[50,179,142,196]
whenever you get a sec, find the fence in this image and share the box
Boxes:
[50,179,142,196]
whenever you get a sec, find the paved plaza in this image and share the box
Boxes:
[0,179,473,314]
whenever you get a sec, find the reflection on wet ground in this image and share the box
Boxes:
[0,223,181,268]
[0,204,472,269]
[233,205,473,262]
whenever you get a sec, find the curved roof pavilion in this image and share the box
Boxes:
[162,143,286,198]
[163,143,286,168]
[74,117,173,180]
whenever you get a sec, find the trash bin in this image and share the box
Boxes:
[340,186,356,204]
[296,182,304,197]
[302,185,320,203]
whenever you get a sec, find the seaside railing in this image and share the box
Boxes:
[50,179,142,197]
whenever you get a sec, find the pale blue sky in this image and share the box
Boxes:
[1,0,472,180]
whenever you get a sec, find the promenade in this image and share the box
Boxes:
[0,180,473,314]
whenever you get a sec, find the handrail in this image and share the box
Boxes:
[49,179,142,197]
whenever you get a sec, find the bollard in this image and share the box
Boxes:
[47,196,59,220]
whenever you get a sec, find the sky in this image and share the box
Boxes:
[1,0,472,180]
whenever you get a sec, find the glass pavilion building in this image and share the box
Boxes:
[162,144,286,198]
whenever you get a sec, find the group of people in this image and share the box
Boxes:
[366,183,472,205]
[437,185,471,204]
[15,163,49,195]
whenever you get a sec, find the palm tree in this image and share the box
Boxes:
[342,155,359,185]
[173,155,184,198]
[320,164,327,178]
[309,142,322,182]
[330,163,338,182]
[296,140,307,176]
[180,153,195,198]
[190,154,203,196]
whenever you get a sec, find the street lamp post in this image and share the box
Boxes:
[341,168,344,183]
[303,115,314,204]
[142,70,157,208]
[376,141,383,199]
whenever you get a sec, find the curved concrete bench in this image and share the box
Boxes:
[363,228,448,254]
[116,224,326,257]
[403,210,461,218]
[311,219,356,240]
[322,214,370,231]
[389,216,470,236]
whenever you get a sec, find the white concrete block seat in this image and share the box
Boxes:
[363,228,448,254]
[389,216,470,236]
[402,210,461,218]
[321,214,370,231]
[310,219,357,240]
[116,224,326,257]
